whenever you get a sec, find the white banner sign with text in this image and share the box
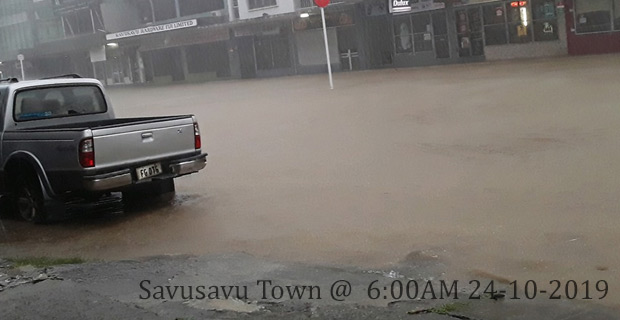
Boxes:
[106,19,198,41]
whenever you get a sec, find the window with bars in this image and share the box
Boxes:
[455,7,485,57]
[61,7,104,36]
[179,0,225,17]
[233,0,240,19]
[248,0,277,10]
[483,3,508,45]
[532,0,558,41]
[298,0,314,8]
[574,0,618,33]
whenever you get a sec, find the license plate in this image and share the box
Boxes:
[136,162,163,180]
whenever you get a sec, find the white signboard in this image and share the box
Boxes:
[391,0,412,13]
[390,0,445,14]
[17,54,24,61]
[106,19,197,41]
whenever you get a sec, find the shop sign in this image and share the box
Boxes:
[390,0,412,13]
[106,19,198,41]
[389,0,445,14]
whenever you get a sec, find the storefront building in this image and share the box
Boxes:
[103,19,232,85]
[232,20,296,79]
[362,0,567,69]
[227,0,363,79]
[454,0,567,60]
[0,0,102,79]
[98,0,232,85]
[292,5,365,74]
[8,0,616,85]
[389,0,457,67]
[564,0,620,55]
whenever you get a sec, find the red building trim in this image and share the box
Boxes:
[564,0,620,55]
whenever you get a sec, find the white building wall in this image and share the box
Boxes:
[226,0,237,21]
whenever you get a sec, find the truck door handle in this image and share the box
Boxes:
[141,132,154,143]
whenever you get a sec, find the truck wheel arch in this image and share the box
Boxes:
[3,152,56,198]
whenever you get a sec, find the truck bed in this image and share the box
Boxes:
[4,114,199,174]
[14,116,190,131]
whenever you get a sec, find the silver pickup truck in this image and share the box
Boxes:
[0,76,207,223]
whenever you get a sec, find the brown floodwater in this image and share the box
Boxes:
[1,55,619,307]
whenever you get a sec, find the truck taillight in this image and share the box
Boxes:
[79,138,95,168]
[194,123,201,150]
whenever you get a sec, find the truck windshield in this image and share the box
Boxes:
[14,85,107,121]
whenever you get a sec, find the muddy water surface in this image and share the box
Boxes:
[1,55,619,307]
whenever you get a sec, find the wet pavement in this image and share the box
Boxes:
[1,54,620,312]
[1,255,618,319]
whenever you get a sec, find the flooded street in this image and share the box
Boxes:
[2,55,620,307]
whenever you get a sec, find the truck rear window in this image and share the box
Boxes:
[14,86,107,121]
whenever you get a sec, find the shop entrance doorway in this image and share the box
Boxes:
[238,37,257,79]
[366,16,393,68]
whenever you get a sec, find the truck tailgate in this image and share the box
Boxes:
[92,116,196,170]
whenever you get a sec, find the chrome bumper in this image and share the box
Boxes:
[84,154,207,192]
[84,172,133,191]
[169,155,207,176]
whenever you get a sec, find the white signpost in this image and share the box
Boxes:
[315,0,333,90]
[17,54,25,81]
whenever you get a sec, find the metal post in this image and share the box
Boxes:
[149,0,156,22]
[137,51,145,83]
[20,60,25,81]
[320,7,333,90]
[90,8,96,33]
[174,0,181,18]
[61,16,66,38]
[348,49,353,71]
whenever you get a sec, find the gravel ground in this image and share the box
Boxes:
[1,255,618,319]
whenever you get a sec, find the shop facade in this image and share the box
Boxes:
[291,6,365,74]
[454,0,567,60]
[102,19,233,85]
[390,2,458,67]
[361,0,567,69]
[363,0,479,69]
[232,21,296,79]
[564,0,620,55]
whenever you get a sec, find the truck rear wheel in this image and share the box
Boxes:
[15,175,47,223]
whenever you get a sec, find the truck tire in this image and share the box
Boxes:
[123,178,175,203]
[15,174,47,223]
